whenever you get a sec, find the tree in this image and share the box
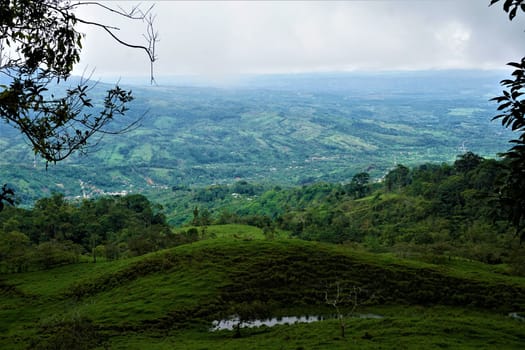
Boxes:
[324,282,362,338]
[454,152,484,174]
[0,0,158,209]
[0,184,14,212]
[489,0,525,240]
[0,230,30,272]
[385,164,411,191]
[346,172,370,199]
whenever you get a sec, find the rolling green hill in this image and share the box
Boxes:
[1,235,524,349]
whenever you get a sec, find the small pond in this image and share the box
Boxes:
[210,313,383,332]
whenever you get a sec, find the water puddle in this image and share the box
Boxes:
[508,312,525,321]
[210,313,383,331]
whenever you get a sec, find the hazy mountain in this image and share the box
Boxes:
[0,70,512,204]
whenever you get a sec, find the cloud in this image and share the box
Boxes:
[72,1,525,80]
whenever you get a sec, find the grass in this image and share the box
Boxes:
[1,236,525,349]
[103,307,525,349]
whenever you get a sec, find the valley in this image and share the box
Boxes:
[0,71,512,210]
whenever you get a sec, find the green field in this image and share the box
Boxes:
[1,227,524,349]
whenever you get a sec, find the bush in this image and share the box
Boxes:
[507,246,525,276]
[32,313,103,350]
[32,241,81,269]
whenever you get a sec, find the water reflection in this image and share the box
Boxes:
[210,313,383,331]
[508,312,525,321]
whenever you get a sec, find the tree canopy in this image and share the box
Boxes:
[0,0,157,209]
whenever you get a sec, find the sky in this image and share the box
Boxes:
[72,0,525,83]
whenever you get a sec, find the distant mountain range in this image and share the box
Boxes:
[0,70,513,205]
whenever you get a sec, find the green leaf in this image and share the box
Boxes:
[498,102,512,110]
[507,62,523,69]
[503,0,512,12]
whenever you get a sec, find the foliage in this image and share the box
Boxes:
[0,0,156,165]
[492,57,525,239]
[385,164,411,191]
[32,313,103,350]
[0,193,172,271]
[0,184,14,211]
[345,172,371,199]
[0,0,157,213]
[490,0,525,20]
[5,152,513,268]
[489,0,525,240]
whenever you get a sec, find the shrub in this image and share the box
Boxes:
[32,313,103,350]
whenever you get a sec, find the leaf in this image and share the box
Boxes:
[503,0,512,12]
[507,62,523,69]
[498,102,512,110]
[513,120,524,130]
[501,79,515,85]
[491,96,510,102]
[510,7,518,20]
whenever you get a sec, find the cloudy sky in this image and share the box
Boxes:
[72,0,525,82]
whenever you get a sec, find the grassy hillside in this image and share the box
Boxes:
[1,233,524,349]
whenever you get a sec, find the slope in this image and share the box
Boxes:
[1,237,524,349]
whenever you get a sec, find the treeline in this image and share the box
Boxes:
[0,194,180,272]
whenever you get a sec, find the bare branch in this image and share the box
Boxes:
[70,2,159,83]
[70,2,155,21]
[74,18,155,62]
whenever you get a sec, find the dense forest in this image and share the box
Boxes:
[0,194,173,272]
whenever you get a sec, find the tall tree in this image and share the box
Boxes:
[0,0,158,209]
[385,164,411,191]
[346,172,370,199]
[489,0,525,240]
